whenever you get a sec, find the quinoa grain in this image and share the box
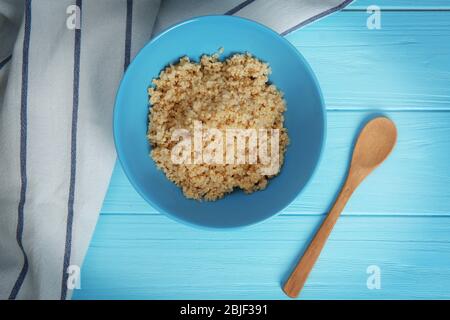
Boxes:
[147,53,289,201]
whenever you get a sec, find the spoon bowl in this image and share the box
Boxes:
[351,117,397,170]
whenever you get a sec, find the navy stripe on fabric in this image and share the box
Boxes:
[0,55,12,70]
[225,0,256,15]
[124,0,133,70]
[61,0,82,300]
[9,0,32,300]
[281,0,353,35]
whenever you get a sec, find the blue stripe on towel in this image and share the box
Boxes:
[225,0,256,15]
[281,0,353,35]
[61,0,82,300]
[124,0,133,70]
[0,55,12,70]
[9,0,32,300]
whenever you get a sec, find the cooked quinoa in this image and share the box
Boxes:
[147,52,289,201]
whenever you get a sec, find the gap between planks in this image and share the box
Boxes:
[99,212,450,217]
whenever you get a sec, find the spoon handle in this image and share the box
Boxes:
[283,179,356,298]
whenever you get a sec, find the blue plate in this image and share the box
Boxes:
[114,15,325,229]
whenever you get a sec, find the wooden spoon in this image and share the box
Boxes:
[283,117,397,298]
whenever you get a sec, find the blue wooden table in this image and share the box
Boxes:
[73,0,450,299]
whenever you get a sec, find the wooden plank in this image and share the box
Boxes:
[347,0,450,9]
[72,214,450,299]
[101,111,450,216]
[285,11,450,110]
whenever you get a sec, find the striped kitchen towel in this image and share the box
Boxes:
[0,0,353,300]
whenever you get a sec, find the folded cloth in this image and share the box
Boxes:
[0,0,353,300]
